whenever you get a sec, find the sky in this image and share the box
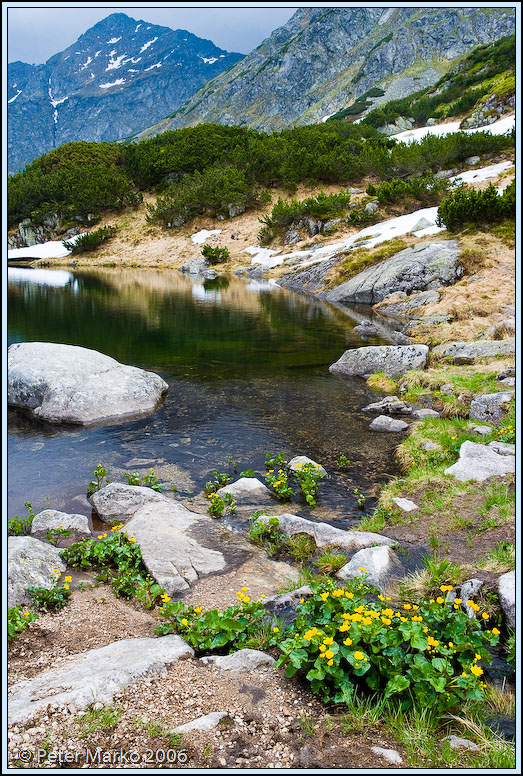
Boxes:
[7,4,298,64]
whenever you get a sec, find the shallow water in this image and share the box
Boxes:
[8,267,404,526]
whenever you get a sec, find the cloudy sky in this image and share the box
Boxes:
[7,5,297,64]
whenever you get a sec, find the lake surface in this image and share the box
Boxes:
[8,267,403,526]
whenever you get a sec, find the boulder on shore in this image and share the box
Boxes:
[432,339,515,364]
[444,441,515,482]
[322,241,461,304]
[216,477,273,504]
[469,392,514,424]
[8,342,168,425]
[90,482,170,524]
[336,546,403,591]
[8,536,66,608]
[30,509,91,540]
[329,345,428,379]
[370,415,409,432]
[255,513,394,551]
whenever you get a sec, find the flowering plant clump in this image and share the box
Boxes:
[155,587,276,652]
[8,606,38,641]
[8,501,36,536]
[28,570,72,611]
[207,492,237,518]
[292,462,325,507]
[204,472,234,495]
[497,423,515,444]
[265,467,294,501]
[275,575,499,713]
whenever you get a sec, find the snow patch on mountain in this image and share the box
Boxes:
[140,37,158,54]
[99,78,125,89]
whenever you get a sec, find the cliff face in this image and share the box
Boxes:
[7,13,243,173]
[134,7,515,140]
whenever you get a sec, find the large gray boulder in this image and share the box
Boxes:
[8,537,66,609]
[216,477,273,504]
[255,513,394,551]
[30,509,91,540]
[330,345,428,379]
[336,546,403,591]
[498,571,515,628]
[288,455,327,476]
[8,342,168,425]
[8,636,193,725]
[432,339,515,364]
[469,392,514,424]
[323,241,461,304]
[90,482,170,524]
[125,501,226,595]
[444,441,515,482]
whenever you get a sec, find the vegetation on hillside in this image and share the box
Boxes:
[437,179,515,230]
[360,34,515,129]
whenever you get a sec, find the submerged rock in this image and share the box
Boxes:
[288,456,327,476]
[444,441,515,482]
[8,636,193,725]
[323,241,461,304]
[8,536,66,609]
[329,345,428,379]
[8,342,168,425]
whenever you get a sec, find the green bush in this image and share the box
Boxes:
[436,180,515,230]
[201,244,230,265]
[63,225,117,254]
[275,576,500,712]
[8,606,38,641]
[261,191,351,231]
[8,502,36,536]
[375,175,449,206]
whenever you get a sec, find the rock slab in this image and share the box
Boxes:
[469,392,513,424]
[432,339,515,364]
[8,342,168,425]
[444,441,515,482]
[323,241,461,304]
[8,536,66,609]
[8,636,193,725]
[125,501,226,595]
[329,345,428,379]
[498,571,515,628]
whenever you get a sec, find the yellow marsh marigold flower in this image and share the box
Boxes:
[325,650,334,659]
[492,628,500,635]
[381,618,391,625]
[52,568,60,574]
[194,607,202,614]
[327,659,334,666]
[320,592,329,601]
[482,612,489,620]
[345,592,354,599]
[24,612,30,616]
[470,664,483,677]
[339,623,350,632]
[343,637,353,646]
[404,604,412,610]
[436,597,444,604]
[181,618,188,626]
[319,644,327,652]
[323,637,334,645]
[272,626,279,633]
[129,538,136,543]
[358,567,366,572]
[466,599,475,607]
[63,584,69,590]
[299,598,305,604]
[354,651,365,661]
[64,576,72,583]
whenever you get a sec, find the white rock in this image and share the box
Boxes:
[471,425,493,436]
[288,456,327,476]
[447,735,479,752]
[371,746,403,765]
[125,502,226,595]
[336,545,403,591]
[8,342,168,425]
[8,636,193,725]
[444,441,515,481]
[216,477,273,504]
[200,649,275,672]
[173,712,228,734]
[370,415,409,432]
[411,408,440,419]
[8,536,66,608]
[30,509,91,539]
[255,513,394,551]
[487,441,515,456]
[391,497,419,512]
[498,571,515,627]
[90,482,169,523]
[362,396,412,415]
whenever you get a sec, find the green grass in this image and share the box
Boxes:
[323,239,407,291]
[476,541,515,573]
[313,551,347,575]
[398,555,472,600]
[77,706,122,738]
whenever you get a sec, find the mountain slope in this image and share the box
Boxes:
[133,7,514,140]
[7,13,243,173]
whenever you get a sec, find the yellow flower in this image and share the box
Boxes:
[358,567,366,572]
[403,604,412,610]
[492,627,500,636]
[272,626,279,633]
[482,612,489,620]
[129,538,136,543]
[466,599,474,607]
[381,617,391,625]
[52,568,60,574]
[345,592,354,599]
[327,659,334,666]
[323,637,334,645]
[436,597,444,604]
[454,598,462,605]
[63,584,69,590]
[325,650,334,659]
[320,592,329,601]
[354,651,365,661]
[181,618,188,626]
[470,664,483,677]
[319,644,327,652]
[448,642,453,648]
[299,598,305,603]
[64,576,72,583]
[23,612,30,616]
[194,607,202,614]
[343,637,353,646]
[243,596,250,603]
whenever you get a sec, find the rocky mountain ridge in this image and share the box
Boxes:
[8,12,242,173]
[133,6,514,141]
